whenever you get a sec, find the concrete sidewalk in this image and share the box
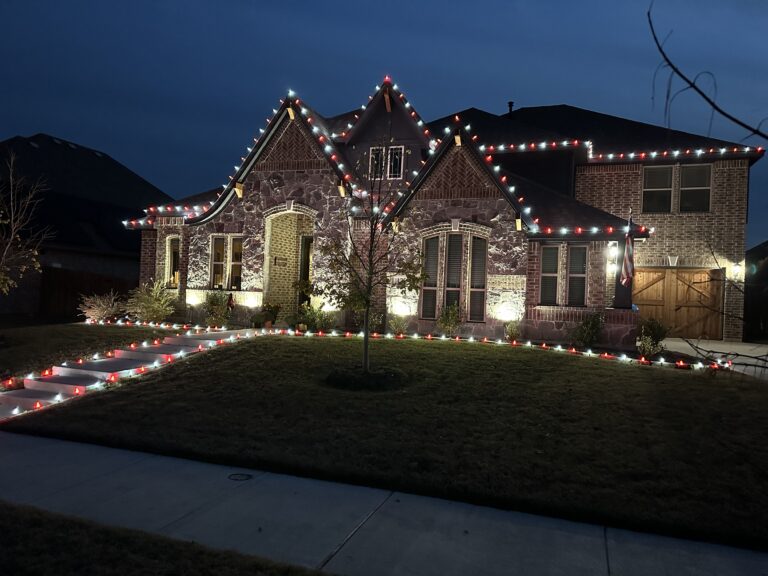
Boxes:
[0,432,765,575]
[664,338,768,380]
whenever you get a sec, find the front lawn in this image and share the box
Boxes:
[4,336,768,549]
[0,324,167,379]
[0,500,320,576]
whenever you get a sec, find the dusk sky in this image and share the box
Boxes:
[2,0,766,246]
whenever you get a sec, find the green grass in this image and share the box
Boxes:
[0,500,320,576]
[4,336,768,549]
[0,324,168,378]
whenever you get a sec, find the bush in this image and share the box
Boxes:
[203,291,230,327]
[569,313,604,348]
[388,314,409,335]
[436,303,462,336]
[637,317,670,357]
[77,289,124,322]
[504,320,521,342]
[297,302,335,331]
[250,311,265,328]
[125,279,176,323]
[261,302,282,323]
[352,309,384,333]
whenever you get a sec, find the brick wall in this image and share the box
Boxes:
[575,160,749,340]
[139,229,157,286]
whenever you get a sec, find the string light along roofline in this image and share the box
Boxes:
[125,76,652,237]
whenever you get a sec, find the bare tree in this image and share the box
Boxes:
[0,154,48,295]
[311,146,423,373]
[648,2,768,141]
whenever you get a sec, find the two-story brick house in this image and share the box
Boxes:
[126,79,763,343]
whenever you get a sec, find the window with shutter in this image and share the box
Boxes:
[445,234,462,309]
[540,246,559,305]
[567,246,587,306]
[421,236,439,319]
[469,236,487,321]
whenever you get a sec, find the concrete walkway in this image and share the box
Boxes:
[664,338,768,380]
[1,432,765,575]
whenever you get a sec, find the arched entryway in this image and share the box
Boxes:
[263,208,314,321]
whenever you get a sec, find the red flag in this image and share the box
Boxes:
[620,222,634,287]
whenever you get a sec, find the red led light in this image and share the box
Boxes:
[74,387,82,396]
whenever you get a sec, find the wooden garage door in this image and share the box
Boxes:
[632,267,724,339]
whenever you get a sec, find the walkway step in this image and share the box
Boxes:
[162,329,252,348]
[0,388,71,410]
[53,357,151,379]
[0,404,24,420]
[24,374,104,395]
[115,344,200,363]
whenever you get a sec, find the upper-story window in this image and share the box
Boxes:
[642,166,673,213]
[387,146,404,179]
[679,165,711,212]
[166,236,180,288]
[369,146,385,179]
[642,164,712,214]
[369,145,405,180]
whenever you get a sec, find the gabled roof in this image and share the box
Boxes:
[391,118,645,241]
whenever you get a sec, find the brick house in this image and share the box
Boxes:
[126,79,763,343]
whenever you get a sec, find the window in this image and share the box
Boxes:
[229,238,243,290]
[567,246,587,306]
[387,146,404,179]
[445,234,463,309]
[469,236,487,321]
[642,166,673,213]
[540,246,559,305]
[421,236,439,319]
[680,165,711,212]
[211,237,226,289]
[166,237,180,288]
[369,146,384,180]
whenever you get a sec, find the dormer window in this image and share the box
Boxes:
[369,147,385,179]
[387,146,404,179]
[369,145,405,180]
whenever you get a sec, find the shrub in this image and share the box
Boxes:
[388,314,409,335]
[77,289,124,322]
[637,317,670,357]
[250,311,265,328]
[569,313,604,348]
[203,291,230,327]
[125,280,175,323]
[352,309,384,333]
[297,302,335,331]
[261,302,282,323]
[504,320,521,342]
[436,303,462,336]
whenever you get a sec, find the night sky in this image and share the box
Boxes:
[2,0,766,246]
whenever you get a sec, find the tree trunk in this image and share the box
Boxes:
[362,305,370,373]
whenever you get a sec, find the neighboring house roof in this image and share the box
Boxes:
[0,133,171,255]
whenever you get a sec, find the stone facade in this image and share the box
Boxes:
[575,160,748,339]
